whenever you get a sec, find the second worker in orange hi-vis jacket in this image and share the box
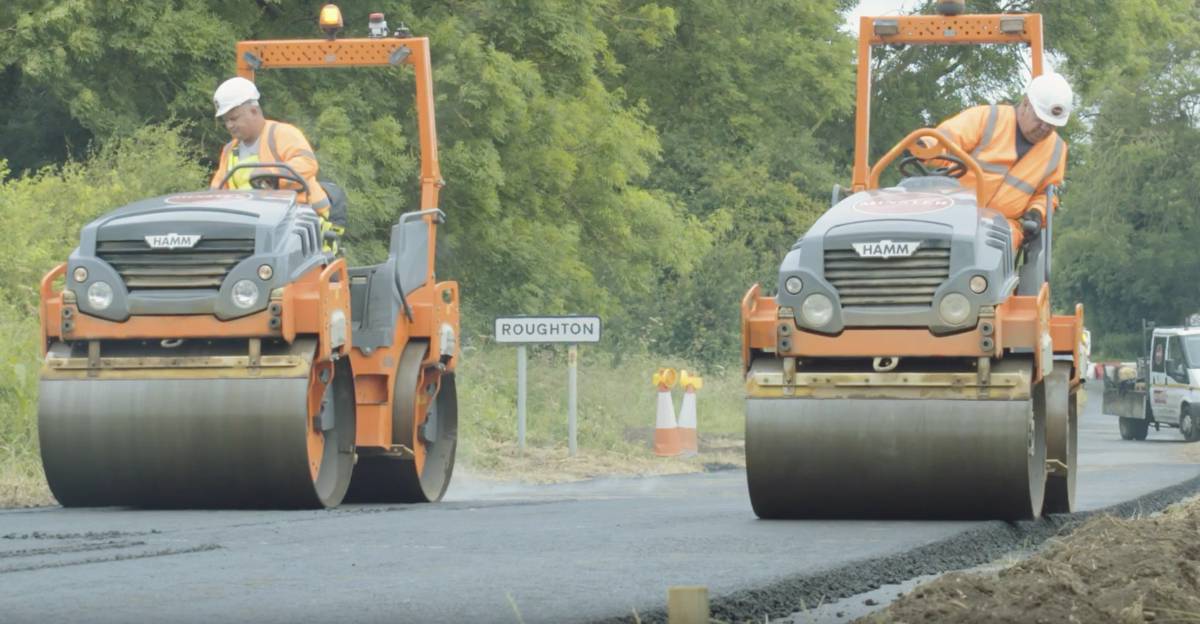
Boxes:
[209,77,339,249]
[925,73,1074,249]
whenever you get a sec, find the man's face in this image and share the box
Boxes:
[1016,98,1055,144]
[221,103,263,143]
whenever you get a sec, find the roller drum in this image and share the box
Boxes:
[39,367,353,508]
[746,397,1046,519]
[1042,361,1077,514]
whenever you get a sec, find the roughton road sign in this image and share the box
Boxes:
[494,315,602,456]
[494,316,602,344]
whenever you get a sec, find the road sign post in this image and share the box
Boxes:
[517,345,527,450]
[495,316,601,457]
[568,344,578,456]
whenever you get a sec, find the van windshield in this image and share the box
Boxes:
[1183,335,1200,366]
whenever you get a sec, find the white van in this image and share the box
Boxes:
[1102,326,1200,441]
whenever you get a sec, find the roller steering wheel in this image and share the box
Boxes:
[898,152,969,179]
[250,173,284,190]
[218,162,311,196]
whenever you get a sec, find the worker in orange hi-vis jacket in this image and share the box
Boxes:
[921,73,1073,249]
[209,77,340,250]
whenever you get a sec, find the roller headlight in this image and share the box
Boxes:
[257,264,274,281]
[231,279,260,310]
[73,267,89,283]
[87,281,113,310]
[801,293,834,327]
[938,292,972,325]
[784,276,804,295]
[969,275,988,294]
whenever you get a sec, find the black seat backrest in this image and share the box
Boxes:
[319,179,349,229]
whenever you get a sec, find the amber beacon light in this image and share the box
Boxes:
[319,4,344,38]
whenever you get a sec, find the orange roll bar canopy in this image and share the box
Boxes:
[235,37,443,211]
[851,13,1045,193]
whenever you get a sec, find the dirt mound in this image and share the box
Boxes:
[862,499,1200,623]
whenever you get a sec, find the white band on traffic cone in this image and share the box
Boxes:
[678,389,698,456]
[654,388,681,457]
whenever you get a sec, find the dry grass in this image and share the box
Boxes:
[461,435,744,484]
[0,461,52,508]
[865,496,1200,623]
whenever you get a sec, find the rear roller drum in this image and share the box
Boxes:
[345,342,458,503]
[1042,362,1077,514]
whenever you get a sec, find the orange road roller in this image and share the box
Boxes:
[741,8,1083,519]
[37,8,459,508]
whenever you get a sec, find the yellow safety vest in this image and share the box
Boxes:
[225,149,260,190]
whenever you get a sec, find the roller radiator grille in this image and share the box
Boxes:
[823,246,950,307]
[96,239,256,290]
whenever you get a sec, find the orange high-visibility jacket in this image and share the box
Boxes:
[210,119,331,215]
[936,103,1067,246]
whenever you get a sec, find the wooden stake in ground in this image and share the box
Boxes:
[668,586,709,624]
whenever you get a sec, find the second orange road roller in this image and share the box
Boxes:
[37,6,458,508]
[741,8,1084,519]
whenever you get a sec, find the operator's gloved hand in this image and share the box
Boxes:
[318,214,344,255]
[1020,212,1042,239]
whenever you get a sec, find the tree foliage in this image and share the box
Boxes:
[1053,0,1200,355]
[1,0,1199,362]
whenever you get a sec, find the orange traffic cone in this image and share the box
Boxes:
[653,368,680,457]
[678,370,702,457]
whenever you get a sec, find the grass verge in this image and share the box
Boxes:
[0,312,52,507]
[455,345,746,483]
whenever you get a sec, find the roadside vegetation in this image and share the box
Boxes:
[456,346,745,483]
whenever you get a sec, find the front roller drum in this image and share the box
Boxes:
[38,351,356,509]
[746,397,1046,519]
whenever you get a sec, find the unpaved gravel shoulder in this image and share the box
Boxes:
[860,496,1200,624]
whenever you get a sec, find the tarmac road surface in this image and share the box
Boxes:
[1,379,1196,624]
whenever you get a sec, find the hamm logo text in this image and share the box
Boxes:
[852,240,921,259]
[145,234,202,250]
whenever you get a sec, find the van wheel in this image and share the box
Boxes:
[1181,406,1200,442]
[1119,417,1136,440]
[1133,417,1150,441]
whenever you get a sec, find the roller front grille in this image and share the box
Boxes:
[824,246,950,307]
[96,239,255,289]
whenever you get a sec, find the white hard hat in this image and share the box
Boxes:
[213,77,261,118]
[1026,73,1073,127]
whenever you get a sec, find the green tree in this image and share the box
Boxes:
[1,1,708,349]
[1053,2,1200,355]
[607,0,857,361]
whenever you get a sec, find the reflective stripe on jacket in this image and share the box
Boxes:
[936,103,1066,223]
[210,120,331,214]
